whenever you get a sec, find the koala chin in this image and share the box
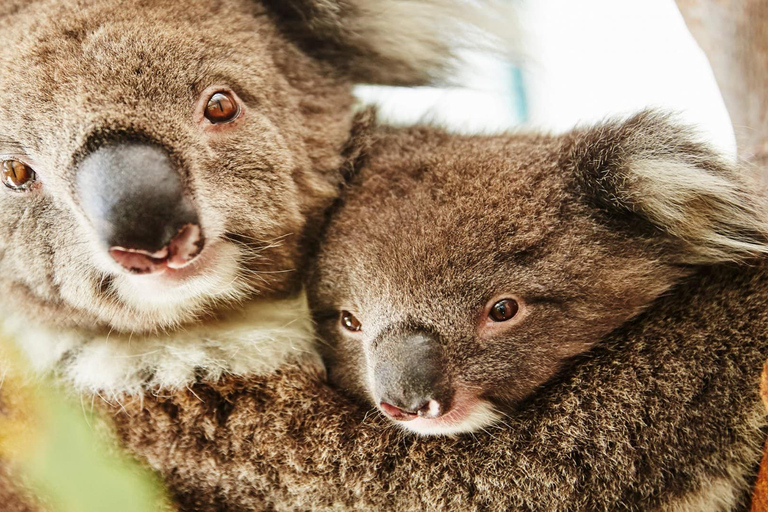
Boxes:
[309,111,768,440]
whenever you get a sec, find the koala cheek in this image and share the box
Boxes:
[0,202,73,305]
[326,334,370,396]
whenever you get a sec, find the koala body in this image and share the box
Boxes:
[112,116,768,511]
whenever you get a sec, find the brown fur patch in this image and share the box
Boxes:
[0,462,44,512]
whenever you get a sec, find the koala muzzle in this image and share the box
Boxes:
[76,143,204,275]
[373,331,453,421]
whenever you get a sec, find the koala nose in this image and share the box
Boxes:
[76,142,204,274]
[373,331,453,420]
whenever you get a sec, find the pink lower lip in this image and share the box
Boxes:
[110,225,204,275]
[381,389,481,429]
[131,242,218,283]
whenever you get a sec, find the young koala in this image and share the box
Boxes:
[116,113,768,511]
[308,112,768,436]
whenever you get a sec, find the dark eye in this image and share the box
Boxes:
[489,299,519,322]
[340,311,362,332]
[204,91,241,124]
[2,160,36,191]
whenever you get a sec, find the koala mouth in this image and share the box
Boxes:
[109,224,205,276]
[379,389,501,436]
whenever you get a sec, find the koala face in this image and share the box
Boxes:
[309,115,768,436]
[0,0,360,333]
[0,0,478,335]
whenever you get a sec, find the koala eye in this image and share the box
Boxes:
[2,160,36,191]
[204,91,241,124]
[340,311,363,333]
[489,299,519,322]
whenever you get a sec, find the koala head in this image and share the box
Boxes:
[0,0,492,334]
[308,112,768,436]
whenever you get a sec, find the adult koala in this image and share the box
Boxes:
[0,0,503,390]
[0,0,510,509]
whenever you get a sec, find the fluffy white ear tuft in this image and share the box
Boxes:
[623,156,768,263]
[569,111,768,264]
[264,0,521,85]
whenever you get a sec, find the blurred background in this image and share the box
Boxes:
[356,0,736,156]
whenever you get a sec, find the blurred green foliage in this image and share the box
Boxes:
[1,340,170,512]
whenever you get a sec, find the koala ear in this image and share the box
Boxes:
[261,0,518,85]
[339,107,378,180]
[566,111,768,264]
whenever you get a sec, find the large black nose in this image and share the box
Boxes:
[76,143,204,274]
[373,331,453,421]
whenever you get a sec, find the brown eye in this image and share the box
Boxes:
[2,160,36,191]
[489,299,519,322]
[340,311,362,333]
[204,91,240,124]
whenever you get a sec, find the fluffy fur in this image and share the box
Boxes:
[565,114,768,263]
[3,294,316,397]
[261,0,518,84]
[102,116,768,511]
[0,463,42,512]
[110,261,768,511]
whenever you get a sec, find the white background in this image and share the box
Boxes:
[355,0,736,157]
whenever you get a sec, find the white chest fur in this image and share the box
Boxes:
[3,294,320,397]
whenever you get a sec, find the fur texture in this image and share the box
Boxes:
[565,114,768,263]
[105,116,768,511]
[4,294,316,397]
[261,0,518,84]
[110,261,768,511]
[0,463,43,512]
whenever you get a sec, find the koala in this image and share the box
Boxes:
[107,114,768,511]
[307,113,768,437]
[1,0,764,510]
